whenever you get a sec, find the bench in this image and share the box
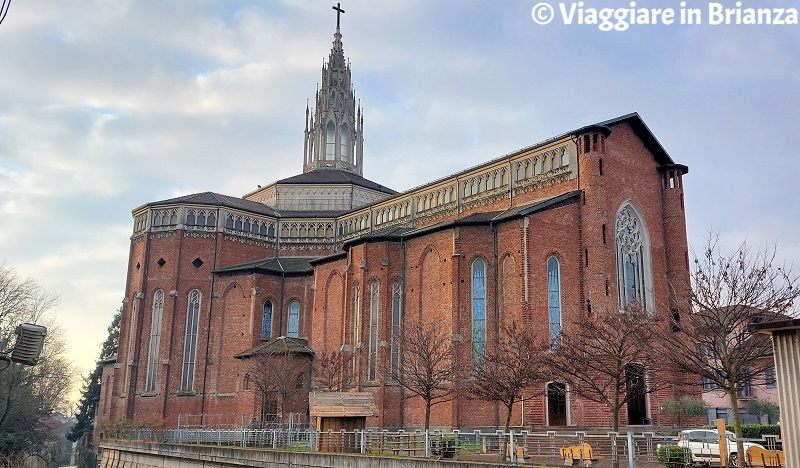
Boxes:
[505,443,530,461]
[380,434,426,457]
[560,443,601,467]
[391,447,425,456]
[747,446,785,467]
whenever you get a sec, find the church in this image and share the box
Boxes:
[95,8,696,435]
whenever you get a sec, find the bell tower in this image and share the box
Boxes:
[303,3,364,175]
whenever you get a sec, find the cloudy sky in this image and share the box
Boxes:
[1,0,798,402]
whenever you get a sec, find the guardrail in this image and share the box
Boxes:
[107,428,780,466]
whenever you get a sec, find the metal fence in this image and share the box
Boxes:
[176,412,309,430]
[108,427,781,467]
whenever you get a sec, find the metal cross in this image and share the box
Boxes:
[332,3,345,28]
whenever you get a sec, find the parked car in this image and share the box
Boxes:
[677,429,764,467]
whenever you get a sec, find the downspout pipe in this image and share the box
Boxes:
[199,231,219,424]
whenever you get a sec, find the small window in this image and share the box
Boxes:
[548,256,562,341]
[472,259,487,362]
[341,124,350,163]
[369,281,379,380]
[262,300,273,340]
[671,308,681,332]
[764,367,777,389]
[325,121,336,160]
[287,301,300,338]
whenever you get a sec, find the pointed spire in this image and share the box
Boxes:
[302,5,363,176]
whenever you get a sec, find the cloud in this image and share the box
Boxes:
[1,0,799,404]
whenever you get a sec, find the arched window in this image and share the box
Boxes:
[262,300,273,340]
[181,289,201,392]
[369,281,380,380]
[561,148,569,167]
[186,211,196,225]
[207,213,216,227]
[145,290,164,392]
[391,280,402,377]
[472,259,486,362]
[244,373,250,390]
[287,300,300,338]
[325,121,336,160]
[615,204,653,309]
[547,256,562,341]
[340,124,350,163]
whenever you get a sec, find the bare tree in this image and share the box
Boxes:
[469,322,549,432]
[549,303,668,433]
[312,348,354,392]
[658,235,799,466]
[0,263,58,332]
[242,342,313,427]
[389,321,467,430]
[0,264,76,461]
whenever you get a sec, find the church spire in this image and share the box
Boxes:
[303,4,364,176]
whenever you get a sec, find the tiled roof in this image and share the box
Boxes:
[275,170,397,194]
[214,257,315,275]
[234,336,315,359]
[309,391,379,418]
[137,191,280,217]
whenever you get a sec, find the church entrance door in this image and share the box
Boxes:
[547,382,567,426]
[626,364,648,425]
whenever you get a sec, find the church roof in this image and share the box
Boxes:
[309,391,379,418]
[275,169,397,195]
[138,191,280,217]
[337,191,581,252]
[234,336,315,359]
[214,257,314,275]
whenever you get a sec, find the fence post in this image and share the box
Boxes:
[607,432,619,464]
[627,431,636,468]
[510,430,517,465]
[425,430,431,458]
[361,430,367,454]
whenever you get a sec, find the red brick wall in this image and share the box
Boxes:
[109,119,697,431]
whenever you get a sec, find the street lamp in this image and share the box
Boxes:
[0,323,47,370]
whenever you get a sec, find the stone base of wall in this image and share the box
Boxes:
[99,441,527,468]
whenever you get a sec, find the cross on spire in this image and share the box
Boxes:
[332,3,345,29]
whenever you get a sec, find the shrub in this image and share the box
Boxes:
[657,445,692,467]
[702,423,781,439]
[660,397,709,426]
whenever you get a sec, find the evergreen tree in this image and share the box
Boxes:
[67,309,120,444]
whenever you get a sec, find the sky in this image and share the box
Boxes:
[1,0,798,404]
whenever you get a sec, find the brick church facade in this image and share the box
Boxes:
[94,17,696,435]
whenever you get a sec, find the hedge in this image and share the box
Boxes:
[702,423,781,439]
